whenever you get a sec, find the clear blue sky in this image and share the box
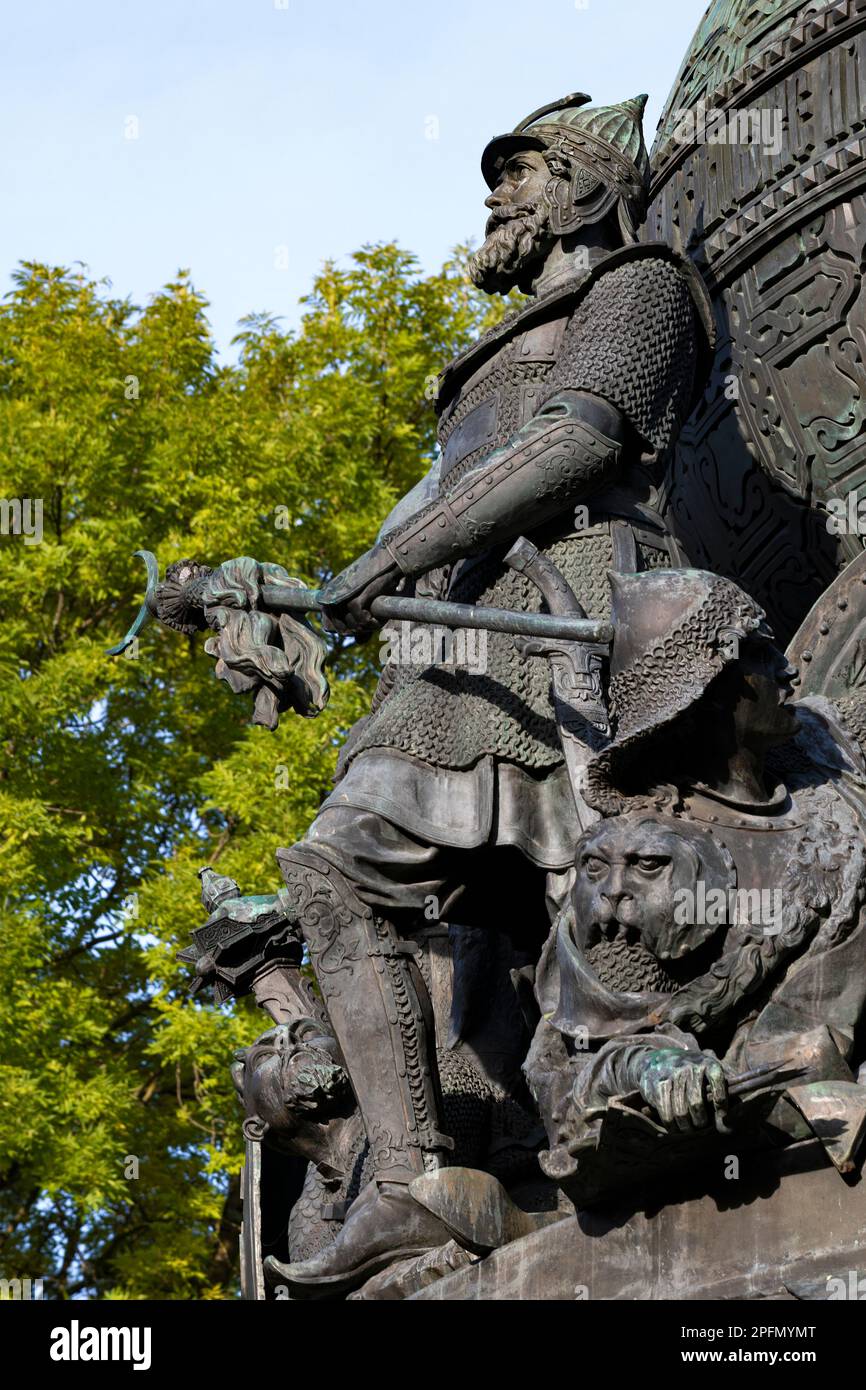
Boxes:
[2,0,708,358]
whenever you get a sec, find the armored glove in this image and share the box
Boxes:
[317,544,403,639]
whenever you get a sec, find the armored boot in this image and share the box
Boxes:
[265,845,455,1297]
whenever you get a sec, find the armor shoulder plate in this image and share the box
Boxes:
[535,245,712,456]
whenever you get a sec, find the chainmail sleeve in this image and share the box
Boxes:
[538,254,698,458]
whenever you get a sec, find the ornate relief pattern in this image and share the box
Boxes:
[649,0,866,640]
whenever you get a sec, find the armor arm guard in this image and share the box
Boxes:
[381,391,625,577]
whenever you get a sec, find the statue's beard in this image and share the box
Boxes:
[468,199,555,295]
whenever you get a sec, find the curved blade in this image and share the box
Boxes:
[105,549,160,655]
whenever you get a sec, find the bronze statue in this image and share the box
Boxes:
[140,91,714,1298]
[109,1,866,1302]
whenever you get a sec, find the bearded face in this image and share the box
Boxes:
[572,815,735,986]
[469,146,568,294]
[468,198,557,295]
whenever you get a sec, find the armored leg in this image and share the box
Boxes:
[275,841,453,1183]
[264,832,456,1296]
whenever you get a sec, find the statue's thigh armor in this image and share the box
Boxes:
[303,805,459,923]
[304,803,561,940]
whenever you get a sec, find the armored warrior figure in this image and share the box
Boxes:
[257,94,719,1293]
[528,568,866,1205]
[177,94,714,1297]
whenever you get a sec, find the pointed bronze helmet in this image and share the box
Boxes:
[481,93,651,242]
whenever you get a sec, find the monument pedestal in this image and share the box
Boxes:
[410,1141,866,1300]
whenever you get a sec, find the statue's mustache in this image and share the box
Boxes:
[484,201,541,236]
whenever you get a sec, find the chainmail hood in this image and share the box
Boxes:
[585,569,769,811]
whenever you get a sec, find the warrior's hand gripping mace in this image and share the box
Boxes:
[106,547,612,655]
[107,541,612,828]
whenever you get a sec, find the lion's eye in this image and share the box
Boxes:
[582,856,607,878]
[636,856,668,873]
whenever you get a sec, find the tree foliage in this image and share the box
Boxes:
[0,247,509,1297]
